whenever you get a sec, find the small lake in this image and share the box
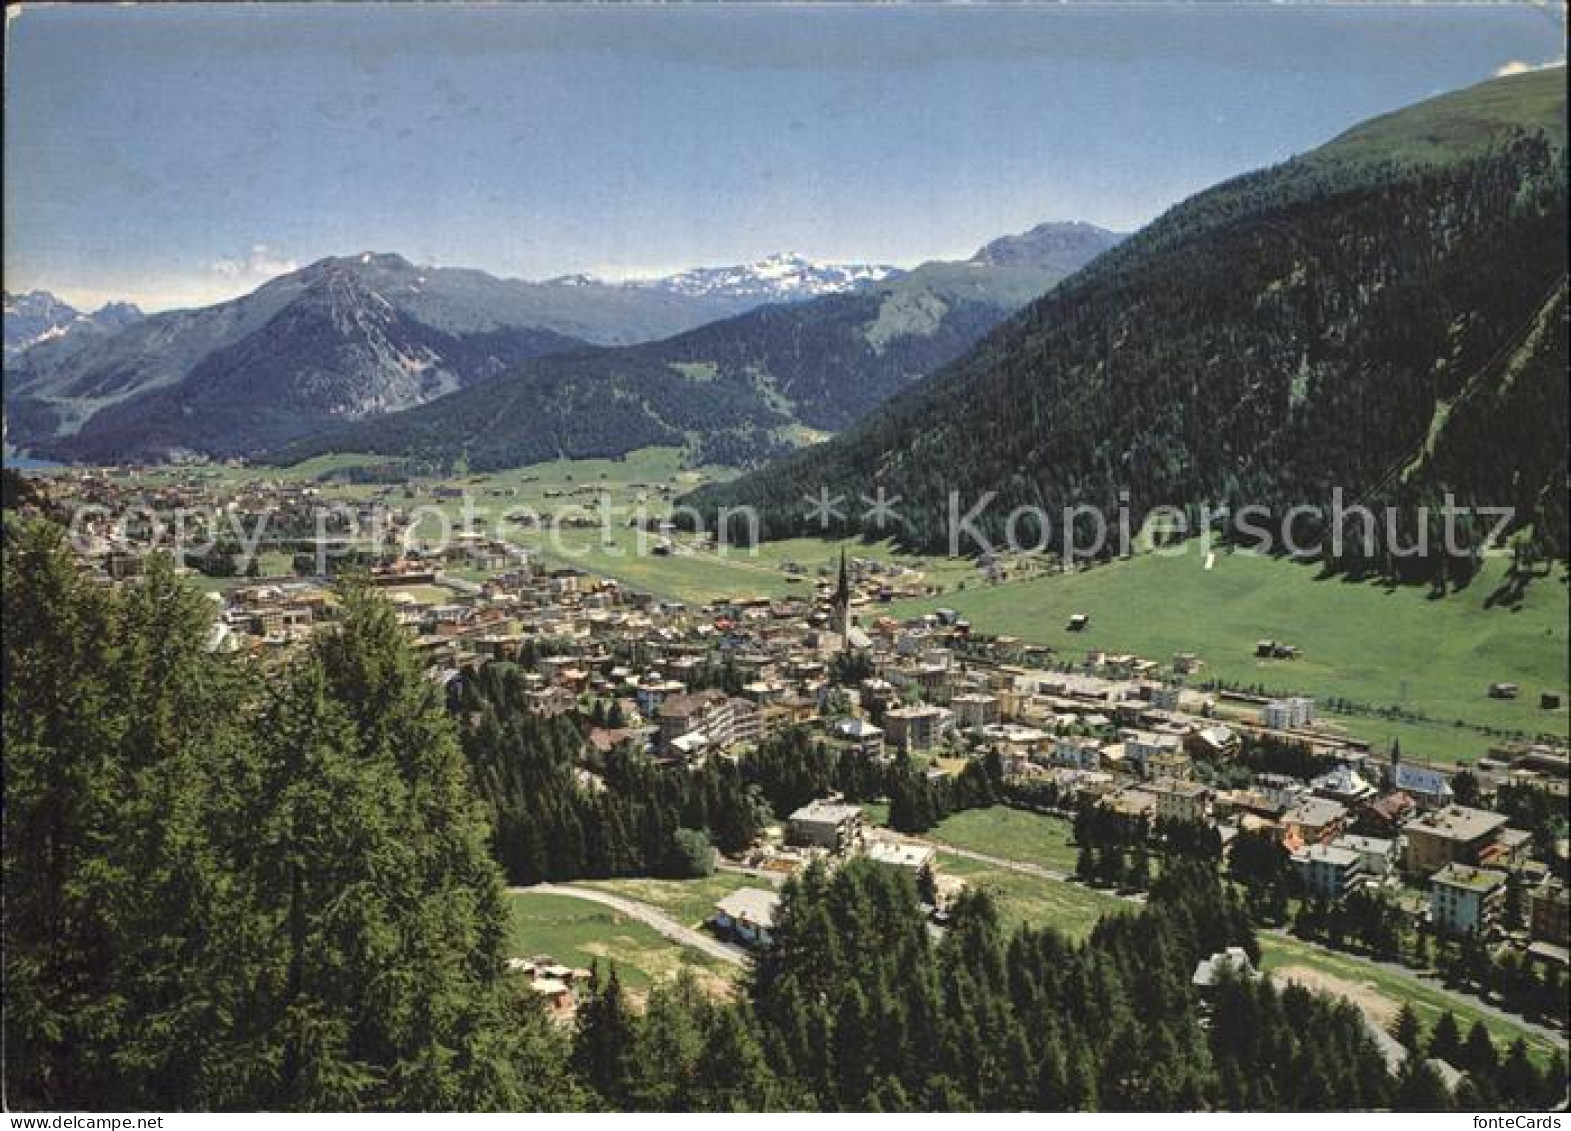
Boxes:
[3,454,64,470]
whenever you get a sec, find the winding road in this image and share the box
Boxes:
[511,883,749,967]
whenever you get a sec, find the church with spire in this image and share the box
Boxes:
[830,548,852,644]
[820,548,871,657]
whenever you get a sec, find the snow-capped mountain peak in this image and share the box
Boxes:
[4,290,145,362]
[630,253,902,303]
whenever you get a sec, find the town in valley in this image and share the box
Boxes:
[4,3,1568,1116]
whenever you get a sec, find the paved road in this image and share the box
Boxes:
[511,883,749,968]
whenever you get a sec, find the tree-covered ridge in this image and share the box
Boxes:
[2,525,574,1111]
[687,74,1568,581]
[571,858,1428,1111]
[264,291,1009,471]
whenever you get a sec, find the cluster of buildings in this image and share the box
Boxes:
[712,796,956,949]
[503,957,596,1022]
[28,469,1571,971]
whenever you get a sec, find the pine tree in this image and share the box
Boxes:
[1538,1052,1569,1110]
[1390,1003,1423,1057]
[4,532,255,1108]
[3,522,122,1107]
[1460,1021,1499,1078]
[1395,1057,1454,1112]
[690,1007,785,1112]
[625,972,707,1110]
[572,966,639,1108]
[5,543,541,1111]
[1428,1010,1463,1063]
[1497,1039,1542,1108]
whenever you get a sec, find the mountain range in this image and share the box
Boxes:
[7,224,1120,465]
[263,222,1124,470]
[3,291,144,363]
[626,253,901,303]
[687,68,1569,573]
[2,250,934,461]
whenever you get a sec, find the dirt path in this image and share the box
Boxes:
[1272,965,1400,1028]
[919,839,1149,904]
[512,883,749,968]
[926,842,1069,882]
[1262,927,1566,1048]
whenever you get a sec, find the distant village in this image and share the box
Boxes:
[24,467,1571,1019]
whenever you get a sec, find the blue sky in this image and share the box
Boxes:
[5,3,1564,311]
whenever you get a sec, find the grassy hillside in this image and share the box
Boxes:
[1307,67,1566,170]
[505,891,732,996]
[892,550,1568,765]
[926,807,1080,874]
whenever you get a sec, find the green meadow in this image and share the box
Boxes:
[926,806,1081,874]
[504,890,732,995]
[892,549,1568,766]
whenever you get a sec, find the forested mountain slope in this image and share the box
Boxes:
[266,223,1123,470]
[686,69,1568,578]
[4,252,749,459]
[45,268,594,462]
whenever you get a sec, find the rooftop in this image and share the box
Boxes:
[864,840,937,871]
[789,799,864,826]
[1394,763,1453,796]
[1431,862,1508,894]
[1151,777,1210,798]
[1295,843,1361,869]
[715,887,781,930]
[1192,946,1255,988]
[1332,834,1395,855]
[1285,796,1348,827]
[834,717,884,739]
[1407,804,1509,844]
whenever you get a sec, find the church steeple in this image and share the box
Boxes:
[832,548,851,642]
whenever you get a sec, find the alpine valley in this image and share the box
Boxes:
[2,249,920,461]
[6,10,1571,1119]
[266,222,1123,469]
